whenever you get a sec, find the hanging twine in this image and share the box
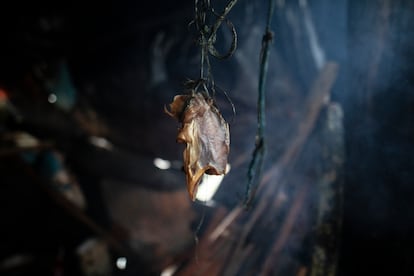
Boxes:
[244,0,276,207]
[190,0,238,95]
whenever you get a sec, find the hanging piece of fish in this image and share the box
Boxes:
[165,92,230,201]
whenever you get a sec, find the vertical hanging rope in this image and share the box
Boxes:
[245,0,276,207]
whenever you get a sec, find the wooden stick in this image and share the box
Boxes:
[0,143,54,157]
[260,182,310,275]
[209,206,242,242]
[309,103,344,276]
[174,207,230,276]
[249,62,338,234]
[221,62,339,274]
[19,158,133,257]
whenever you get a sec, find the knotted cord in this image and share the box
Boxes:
[190,0,238,95]
[244,0,276,207]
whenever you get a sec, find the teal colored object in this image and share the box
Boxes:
[37,150,64,179]
[47,61,77,111]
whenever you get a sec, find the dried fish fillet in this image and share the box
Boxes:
[165,92,230,200]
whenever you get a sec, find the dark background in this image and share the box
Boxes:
[0,0,413,275]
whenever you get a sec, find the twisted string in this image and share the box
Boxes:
[244,0,276,207]
[191,0,238,95]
